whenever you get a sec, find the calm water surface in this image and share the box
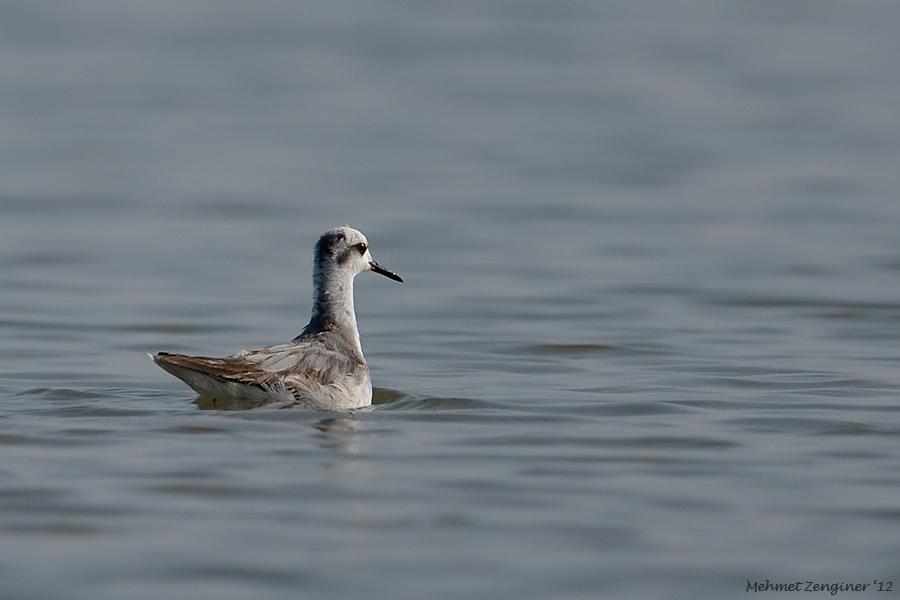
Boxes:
[2,1,900,599]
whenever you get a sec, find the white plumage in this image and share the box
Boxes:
[153,226,402,410]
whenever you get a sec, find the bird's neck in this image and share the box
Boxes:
[299,268,362,350]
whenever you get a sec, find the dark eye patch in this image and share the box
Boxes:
[316,230,346,256]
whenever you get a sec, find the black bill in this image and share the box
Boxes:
[370,261,403,282]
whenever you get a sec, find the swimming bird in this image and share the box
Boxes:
[153,226,402,410]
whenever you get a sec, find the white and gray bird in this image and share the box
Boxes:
[153,226,403,410]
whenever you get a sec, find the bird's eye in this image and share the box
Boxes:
[355,242,368,254]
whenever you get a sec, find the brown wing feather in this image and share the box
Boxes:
[153,352,275,388]
[154,334,366,399]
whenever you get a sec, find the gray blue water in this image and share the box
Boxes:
[2,1,900,598]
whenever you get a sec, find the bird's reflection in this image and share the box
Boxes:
[191,390,419,459]
[311,417,362,455]
[194,394,268,411]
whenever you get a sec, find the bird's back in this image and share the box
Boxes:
[154,332,372,410]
